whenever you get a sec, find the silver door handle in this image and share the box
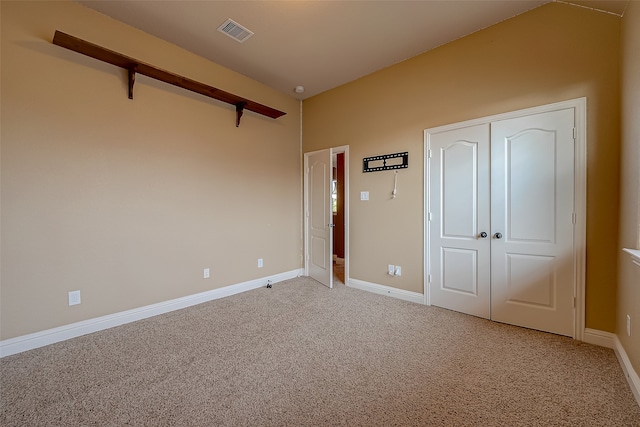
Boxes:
[479,232,488,238]
[494,232,503,239]
[329,224,335,228]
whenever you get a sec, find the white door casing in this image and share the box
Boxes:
[305,149,333,288]
[425,98,586,339]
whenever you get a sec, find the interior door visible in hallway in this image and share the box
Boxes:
[333,152,345,260]
[305,149,333,288]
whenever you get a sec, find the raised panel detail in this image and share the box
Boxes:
[506,253,555,308]
[311,236,326,269]
[441,248,478,295]
[506,129,556,243]
[310,162,327,231]
[442,141,477,239]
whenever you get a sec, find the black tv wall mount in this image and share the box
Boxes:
[363,152,408,173]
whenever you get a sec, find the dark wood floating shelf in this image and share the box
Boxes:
[52,31,286,127]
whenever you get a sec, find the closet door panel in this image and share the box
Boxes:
[490,108,575,336]
[427,124,491,319]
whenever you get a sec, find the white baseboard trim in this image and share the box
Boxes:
[347,278,424,305]
[613,335,640,407]
[583,328,616,348]
[0,268,303,358]
[583,328,640,407]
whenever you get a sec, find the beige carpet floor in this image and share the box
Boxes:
[1,276,639,426]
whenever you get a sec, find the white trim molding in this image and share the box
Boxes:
[623,248,640,266]
[583,328,640,407]
[583,328,616,348]
[348,278,424,305]
[613,336,640,407]
[0,269,303,358]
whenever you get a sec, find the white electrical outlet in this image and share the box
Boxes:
[361,191,369,201]
[204,268,210,279]
[258,258,263,268]
[394,266,402,276]
[388,264,395,275]
[68,290,81,306]
[627,315,631,336]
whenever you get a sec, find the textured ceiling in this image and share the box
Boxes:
[76,0,628,99]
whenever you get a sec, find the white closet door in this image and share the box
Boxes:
[428,124,491,319]
[490,108,575,336]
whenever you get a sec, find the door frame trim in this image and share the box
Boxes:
[303,146,350,286]
[424,97,587,340]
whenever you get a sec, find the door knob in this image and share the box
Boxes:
[494,232,503,239]
[479,232,488,238]
[329,224,335,228]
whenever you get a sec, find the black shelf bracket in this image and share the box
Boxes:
[128,67,136,100]
[236,102,247,127]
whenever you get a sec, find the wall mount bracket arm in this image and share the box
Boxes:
[52,31,286,127]
[236,102,247,128]
[128,66,136,100]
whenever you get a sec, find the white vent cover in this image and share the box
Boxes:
[217,18,254,43]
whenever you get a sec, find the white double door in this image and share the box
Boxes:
[427,107,576,336]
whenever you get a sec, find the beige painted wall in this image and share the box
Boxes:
[0,1,301,340]
[303,2,621,331]
[618,0,640,377]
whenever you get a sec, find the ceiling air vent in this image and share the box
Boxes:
[217,18,254,43]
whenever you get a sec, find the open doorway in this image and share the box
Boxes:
[303,146,349,288]
[332,151,346,285]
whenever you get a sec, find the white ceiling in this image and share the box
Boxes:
[76,0,629,99]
